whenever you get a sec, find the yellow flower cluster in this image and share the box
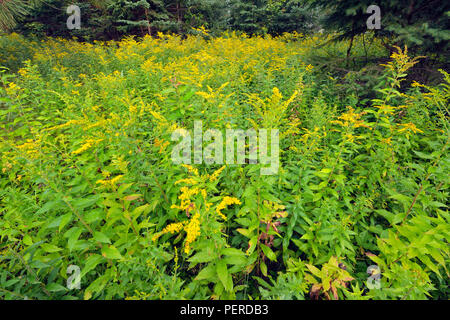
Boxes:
[171,186,203,211]
[381,45,424,78]
[6,82,21,95]
[332,107,368,128]
[154,138,170,154]
[175,178,198,185]
[96,175,123,189]
[182,164,199,176]
[172,166,227,211]
[300,126,322,143]
[184,212,201,254]
[162,222,185,235]
[44,119,85,132]
[1,162,12,173]
[397,123,424,135]
[195,82,232,104]
[16,139,41,159]
[263,200,285,212]
[297,126,327,154]
[152,212,201,254]
[247,87,299,129]
[331,107,370,129]
[216,196,241,220]
[209,165,226,182]
[72,138,103,155]
[179,186,201,200]
[374,104,397,115]
[381,137,392,145]
[111,155,129,173]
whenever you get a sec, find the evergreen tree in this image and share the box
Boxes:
[309,0,450,56]
[266,0,318,35]
[228,0,268,35]
[11,1,117,40]
[0,0,43,32]
[107,0,171,36]
[182,0,228,34]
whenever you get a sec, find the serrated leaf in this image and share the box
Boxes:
[189,250,215,264]
[216,260,232,292]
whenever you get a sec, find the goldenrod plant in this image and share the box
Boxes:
[0,32,448,300]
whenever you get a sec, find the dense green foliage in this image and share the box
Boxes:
[309,0,450,57]
[0,32,448,300]
[1,0,448,66]
[0,0,448,302]
[2,0,448,46]
[6,0,317,39]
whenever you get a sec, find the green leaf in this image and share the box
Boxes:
[260,261,268,277]
[93,231,111,244]
[59,213,73,232]
[221,247,246,257]
[306,264,322,278]
[195,264,216,281]
[37,200,62,215]
[223,254,248,266]
[41,243,63,253]
[81,254,105,277]
[216,260,232,292]
[260,244,277,262]
[189,250,216,265]
[46,283,68,292]
[236,228,252,238]
[64,227,83,252]
[413,151,434,160]
[419,255,441,277]
[84,273,110,299]
[73,195,100,210]
[246,236,258,255]
[101,245,122,260]
[23,235,33,246]
[132,204,151,218]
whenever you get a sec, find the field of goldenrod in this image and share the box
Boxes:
[0,32,448,300]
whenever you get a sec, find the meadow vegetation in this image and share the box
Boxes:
[0,30,448,300]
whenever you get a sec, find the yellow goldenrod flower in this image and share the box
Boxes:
[381,137,392,145]
[72,138,103,155]
[397,123,423,134]
[375,104,396,115]
[184,212,201,254]
[175,178,198,185]
[154,138,170,154]
[182,164,199,176]
[209,165,226,182]
[216,196,241,220]
[96,175,123,189]
[45,119,84,132]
